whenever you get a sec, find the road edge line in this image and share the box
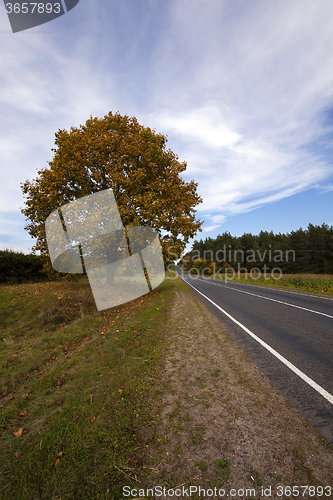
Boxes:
[180,274,333,406]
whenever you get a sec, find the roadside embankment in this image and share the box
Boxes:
[138,276,333,497]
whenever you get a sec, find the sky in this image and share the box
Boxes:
[1,0,333,256]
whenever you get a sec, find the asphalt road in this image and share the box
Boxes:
[177,267,333,446]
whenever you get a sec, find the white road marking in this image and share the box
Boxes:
[191,276,333,320]
[180,275,333,405]
[209,277,333,302]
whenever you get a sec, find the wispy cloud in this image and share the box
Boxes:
[318,183,333,194]
[154,106,241,149]
[146,0,333,229]
[1,0,333,251]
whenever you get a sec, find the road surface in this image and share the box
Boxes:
[177,267,333,445]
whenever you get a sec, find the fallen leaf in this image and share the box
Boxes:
[91,416,96,423]
[55,458,61,466]
[14,451,21,458]
[58,450,63,457]
[118,389,123,393]
[14,428,23,437]
[39,375,44,381]
[19,410,27,417]
[12,353,18,357]
[56,398,63,405]
[54,379,66,387]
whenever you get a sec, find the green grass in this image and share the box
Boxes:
[199,272,333,297]
[215,459,231,481]
[251,470,263,486]
[198,460,208,471]
[0,274,176,499]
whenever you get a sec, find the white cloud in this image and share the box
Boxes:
[146,0,333,231]
[318,184,333,193]
[202,225,223,233]
[1,0,333,251]
[155,106,241,149]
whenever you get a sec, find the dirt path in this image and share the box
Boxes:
[139,283,333,498]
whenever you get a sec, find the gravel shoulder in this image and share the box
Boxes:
[139,278,333,498]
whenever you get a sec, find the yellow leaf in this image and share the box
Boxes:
[20,112,202,276]
[91,416,96,422]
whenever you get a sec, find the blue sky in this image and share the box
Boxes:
[1,0,333,255]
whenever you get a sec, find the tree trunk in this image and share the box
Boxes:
[107,262,115,284]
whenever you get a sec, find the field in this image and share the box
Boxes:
[211,272,333,297]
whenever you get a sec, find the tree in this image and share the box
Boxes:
[21,112,203,274]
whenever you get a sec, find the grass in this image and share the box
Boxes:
[0,273,176,499]
[190,271,333,297]
[198,460,208,471]
[215,459,231,480]
[250,470,263,486]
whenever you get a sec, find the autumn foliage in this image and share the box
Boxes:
[21,112,202,270]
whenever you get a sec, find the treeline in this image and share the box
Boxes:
[0,249,55,284]
[182,223,333,274]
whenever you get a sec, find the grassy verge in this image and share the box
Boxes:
[187,271,333,298]
[0,274,176,499]
[131,277,333,491]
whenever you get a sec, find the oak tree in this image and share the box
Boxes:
[21,112,203,272]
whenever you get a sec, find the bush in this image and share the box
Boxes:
[0,249,53,284]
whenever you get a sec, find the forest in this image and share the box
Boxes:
[182,223,333,275]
